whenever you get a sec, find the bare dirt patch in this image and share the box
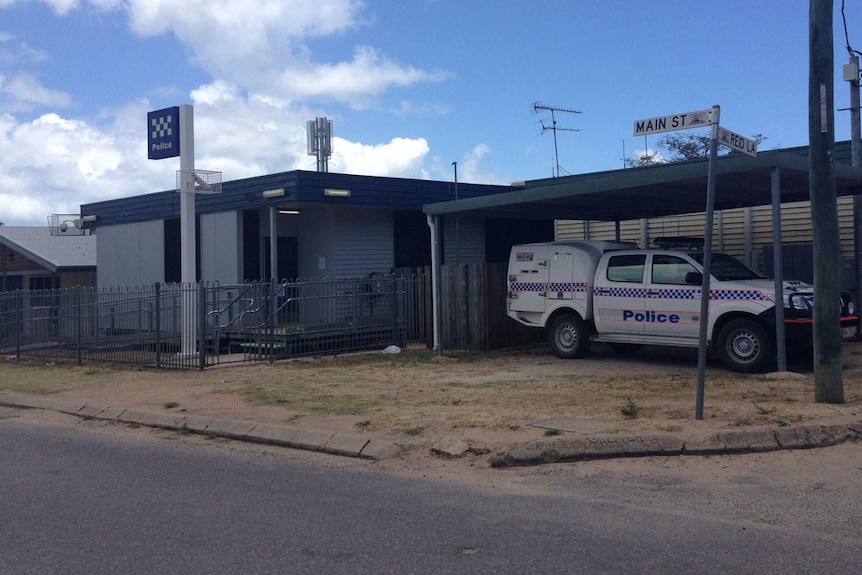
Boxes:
[3,342,862,458]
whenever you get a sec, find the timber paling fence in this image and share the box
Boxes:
[436,263,542,352]
[0,265,540,370]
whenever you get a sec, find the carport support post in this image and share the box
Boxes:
[269,207,278,281]
[695,105,720,421]
[427,215,443,355]
[771,167,787,372]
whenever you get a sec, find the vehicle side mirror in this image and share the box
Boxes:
[685,271,703,285]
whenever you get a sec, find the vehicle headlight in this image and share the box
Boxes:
[788,293,814,310]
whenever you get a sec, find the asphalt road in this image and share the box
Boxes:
[2,410,861,574]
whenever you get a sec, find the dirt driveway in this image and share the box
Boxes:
[3,341,861,456]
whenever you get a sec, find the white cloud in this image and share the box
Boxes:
[0,79,443,224]
[0,30,65,112]
[429,143,509,186]
[0,1,457,224]
[331,137,430,178]
[117,1,447,106]
[459,144,492,182]
[0,112,139,220]
[0,32,50,64]
[3,1,448,109]
[0,72,71,109]
[124,0,361,39]
[0,0,81,15]
[186,80,436,179]
[189,82,309,177]
[279,46,450,108]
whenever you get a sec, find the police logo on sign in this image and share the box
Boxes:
[148,106,181,160]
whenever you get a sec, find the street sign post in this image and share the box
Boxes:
[631,105,760,420]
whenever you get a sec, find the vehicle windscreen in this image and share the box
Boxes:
[690,253,764,281]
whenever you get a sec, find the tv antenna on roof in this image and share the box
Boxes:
[533,102,581,177]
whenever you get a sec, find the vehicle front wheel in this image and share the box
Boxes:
[716,318,773,372]
[549,314,591,359]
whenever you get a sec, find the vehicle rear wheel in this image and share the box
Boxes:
[717,318,773,372]
[608,342,642,355]
[549,314,591,359]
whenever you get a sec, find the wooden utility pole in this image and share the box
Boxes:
[809,0,845,403]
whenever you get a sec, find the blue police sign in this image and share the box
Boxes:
[147,106,180,160]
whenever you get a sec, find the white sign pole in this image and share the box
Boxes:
[179,104,196,357]
[634,105,760,419]
[695,105,720,420]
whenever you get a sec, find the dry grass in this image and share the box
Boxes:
[2,343,862,445]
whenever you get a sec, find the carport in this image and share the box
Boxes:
[422,142,862,367]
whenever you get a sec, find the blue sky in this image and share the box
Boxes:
[1,0,860,225]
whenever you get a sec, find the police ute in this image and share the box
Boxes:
[506,239,858,372]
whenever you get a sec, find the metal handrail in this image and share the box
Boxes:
[206,283,266,330]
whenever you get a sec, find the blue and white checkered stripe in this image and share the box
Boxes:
[511,282,587,293]
[710,289,769,301]
[601,287,649,297]
[594,286,769,301]
[655,288,700,299]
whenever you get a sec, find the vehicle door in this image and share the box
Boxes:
[547,248,577,302]
[508,245,552,314]
[645,253,702,338]
[593,253,647,335]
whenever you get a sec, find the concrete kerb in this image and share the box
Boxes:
[2,391,858,466]
[0,392,402,461]
[489,422,862,467]
[489,433,687,468]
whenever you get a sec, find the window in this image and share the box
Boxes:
[606,254,646,283]
[690,252,763,281]
[651,255,698,285]
[29,276,57,291]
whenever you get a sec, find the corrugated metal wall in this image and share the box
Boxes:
[333,208,394,277]
[96,221,165,287]
[556,196,856,275]
[200,211,242,284]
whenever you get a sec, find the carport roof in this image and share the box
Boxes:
[423,142,862,221]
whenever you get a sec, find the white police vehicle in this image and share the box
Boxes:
[507,239,857,372]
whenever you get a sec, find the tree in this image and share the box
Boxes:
[626,132,767,167]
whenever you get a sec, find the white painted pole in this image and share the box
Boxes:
[179,104,196,357]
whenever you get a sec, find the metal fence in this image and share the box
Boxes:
[0,273,426,369]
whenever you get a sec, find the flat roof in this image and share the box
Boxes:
[423,142,862,221]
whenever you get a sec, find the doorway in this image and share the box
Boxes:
[262,236,298,281]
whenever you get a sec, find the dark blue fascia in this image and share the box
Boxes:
[81,170,513,228]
